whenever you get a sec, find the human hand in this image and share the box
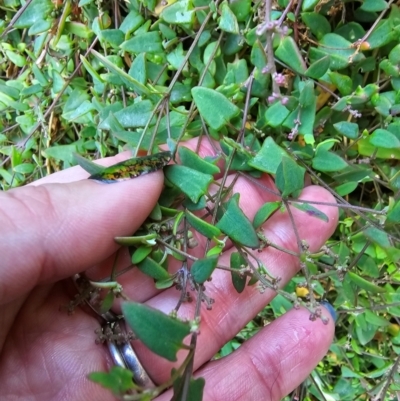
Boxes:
[0,140,338,401]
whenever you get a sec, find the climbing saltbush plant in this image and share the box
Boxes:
[2,0,400,399]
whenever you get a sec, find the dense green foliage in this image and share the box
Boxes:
[2,0,400,399]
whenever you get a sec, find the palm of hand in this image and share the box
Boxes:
[0,144,338,401]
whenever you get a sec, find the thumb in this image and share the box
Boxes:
[0,171,164,303]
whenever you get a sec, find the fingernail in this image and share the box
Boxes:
[321,300,337,322]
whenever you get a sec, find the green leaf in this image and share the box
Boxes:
[137,257,170,280]
[121,31,163,53]
[299,80,315,107]
[275,36,307,74]
[191,87,241,130]
[13,163,35,174]
[335,181,358,196]
[99,100,154,130]
[100,291,114,314]
[363,226,391,249]
[216,193,260,248]
[73,153,105,175]
[161,0,195,24]
[119,10,144,34]
[5,50,26,67]
[313,33,362,70]
[64,22,93,39]
[387,201,400,224]
[122,302,191,362]
[249,137,288,174]
[172,373,205,401]
[305,56,330,79]
[230,0,251,21]
[275,155,305,198]
[389,44,400,65]
[128,53,147,85]
[230,252,247,293]
[101,29,124,48]
[253,201,281,229]
[370,129,400,149]
[218,1,239,34]
[302,0,319,11]
[328,71,353,96]
[44,142,82,163]
[185,210,222,239]
[265,102,290,127]
[89,367,135,395]
[220,139,253,171]
[14,0,53,28]
[131,246,153,264]
[312,150,348,172]
[191,256,219,283]
[367,19,394,50]
[291,202,329,223]
[301,12,331,40]
[91,50,151,95]
[80,55,104,83]
[355,314,378,346]
[183,196,207,211]
[164,165,213,203]
[178,146,220,175]
[155,277,175,289]
[347,271,386,294]
[28,18,52,35]
[333,121,359,139]
[360,0,388,12]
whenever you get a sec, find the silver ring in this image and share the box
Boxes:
[106,321,155,389]
[71,274,155,388]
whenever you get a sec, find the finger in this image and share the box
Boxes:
[0,171,164,304]
[129,185,338,383]
[155,306,335,401]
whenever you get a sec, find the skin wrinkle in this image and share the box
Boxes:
[246,351,281,400]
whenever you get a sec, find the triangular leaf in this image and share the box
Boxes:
[191,86,240,130]
[248,137,289,174]
[164,165,213,203]
[312,150,348,172]
[305,56,330,79]
[275,36,307,74]
[122,302,191,362]
[216,194,260,248]
[275,155,305,198]
[218,1,239,34]
[333,121,359,139]
[253,201,281,228]
[191,256,219,284]
[178,146,220,175]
